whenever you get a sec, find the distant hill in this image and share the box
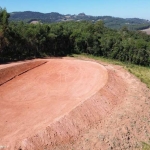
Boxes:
[9,11,150,30]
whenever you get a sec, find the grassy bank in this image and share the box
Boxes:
[72,54,150,88]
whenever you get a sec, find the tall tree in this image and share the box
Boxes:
[0,7,9,56]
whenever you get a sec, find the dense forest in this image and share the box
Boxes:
[0,8,150,66]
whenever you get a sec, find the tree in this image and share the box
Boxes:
[0,7,10,31]
[0,7,9,56]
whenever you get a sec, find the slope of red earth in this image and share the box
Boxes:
[0,58,107,149]
[0,58,150,150]
[0,60,47,86]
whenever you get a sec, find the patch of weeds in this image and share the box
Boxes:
[142,142,150,150]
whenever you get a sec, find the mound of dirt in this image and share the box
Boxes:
[0,60,47,86]
[0,58,150,150]
[0,59,107,149]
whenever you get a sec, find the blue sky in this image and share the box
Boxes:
[1,0,150,20]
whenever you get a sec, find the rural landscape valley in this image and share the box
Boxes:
[0,1,150,150]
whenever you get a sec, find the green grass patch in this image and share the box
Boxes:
[72,54,150,88]
[142,142,150,150]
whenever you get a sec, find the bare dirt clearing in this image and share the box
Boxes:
[0,58,150,150]
[141,28,150,35]
[0,58,107,149]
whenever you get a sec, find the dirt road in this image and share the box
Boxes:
[0,58,150,150]
[0,59,107,149]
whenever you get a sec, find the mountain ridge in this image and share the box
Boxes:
[9,11,150,30]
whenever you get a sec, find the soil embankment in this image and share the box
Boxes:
[0,59,107,149]
[0,58,150,150]
[0,60,47,86]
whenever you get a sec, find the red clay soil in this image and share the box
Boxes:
[0,60,47,86]
[0,58,150,150]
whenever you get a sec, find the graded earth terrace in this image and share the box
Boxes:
[0,58,150,150]
[0,59,107,149]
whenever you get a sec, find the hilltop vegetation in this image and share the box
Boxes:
[9,11,150,30]
[0,7,150,66]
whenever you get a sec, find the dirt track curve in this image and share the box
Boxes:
[0,58,150,150]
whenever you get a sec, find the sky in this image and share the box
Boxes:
[0,0,150,20]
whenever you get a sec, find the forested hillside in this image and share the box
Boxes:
[9,11,150,30]
[0,8,150,66]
